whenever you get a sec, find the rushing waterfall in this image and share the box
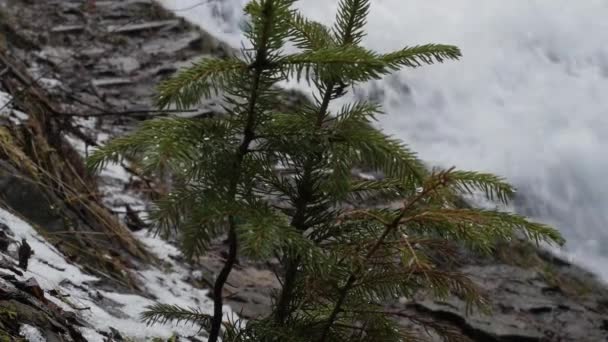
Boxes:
[159,0,608,281]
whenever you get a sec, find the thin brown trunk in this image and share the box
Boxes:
[207,1,272,336]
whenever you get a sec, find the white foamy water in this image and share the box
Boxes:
[159,0,608,281]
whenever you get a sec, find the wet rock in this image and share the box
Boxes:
[107,56,140,74]
[78,47,106,59]
[0,277,87,341]
[107,20,180,34]
[92,77,133,88]
[21,278,45,304]
[51,25,85,34]
[0,227,10,252]
[87,291,132,320]
[199,250,279,319]
[393,261,608,341]
[107,326,125,341]
[0,259,22,276]
[0,161,65,233]
[142,32,202,56]
[37,47,72,65]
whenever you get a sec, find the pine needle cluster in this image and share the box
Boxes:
[88,0,564,341]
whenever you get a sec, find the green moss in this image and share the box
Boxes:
[0,306,17,321]
[0,328,12,341]
[0,303,22,341]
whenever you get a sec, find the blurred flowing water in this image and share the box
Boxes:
[160,0,608,280]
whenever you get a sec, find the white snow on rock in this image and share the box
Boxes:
[19,324,45,342]
[0,205,224,341]
[79,327,108,342]
[0,91,11,111]
[2,102,237,340]
[38,77,63,89]
[0,90,29,124]
[1,209,98,288]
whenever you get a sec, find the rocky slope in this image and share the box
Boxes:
[0,0,606,341]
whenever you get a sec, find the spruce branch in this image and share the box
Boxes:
[350,308,469,341]
[280,45,382,83]
[141,304,214,329]
[281,44,461,84]
[289,12,335,50]
[332,121,427,186]
[156,58,247,110]
[381,44,462,69]
[317,172,461,341]
[86,116,233,174]
[243,0,296,52]
[441,170,516,204]
[402,208,564,249]
[346,178,409,205]
[236,205,302,260]
[333,0,371,45]
[316,167,562,340]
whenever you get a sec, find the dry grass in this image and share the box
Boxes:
[0,52,152,289]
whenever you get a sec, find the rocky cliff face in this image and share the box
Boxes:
[0,0,606,341]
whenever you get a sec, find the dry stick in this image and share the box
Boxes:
[317,175,448,342]
[207,3,273,340]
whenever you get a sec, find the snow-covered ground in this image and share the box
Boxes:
[1,89,230,340]
[0,205,224,341]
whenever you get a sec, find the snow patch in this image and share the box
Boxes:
[0,91,11,112]
[0,209,98,289]
[38,78,62,89]
[0,90,29,124]
[79,327,107,342]
[19,324,45,342]
[0,208,220,340]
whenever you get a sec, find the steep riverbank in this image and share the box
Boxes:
[0,0,606,341]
